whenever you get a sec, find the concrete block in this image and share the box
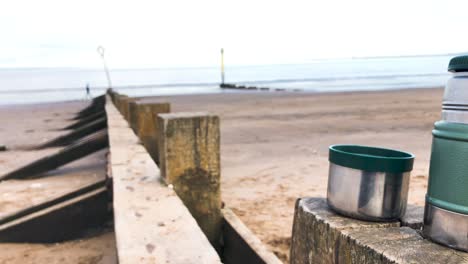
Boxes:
[158,112,222,250]
[290,197,468,264]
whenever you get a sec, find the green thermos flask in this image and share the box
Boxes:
[424,55,468,251]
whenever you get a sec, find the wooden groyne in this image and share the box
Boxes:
[110,90,282,263]
[220,83,303,92]
[0,89,282,262]
[0,95,110,243]
[106,94,221,263]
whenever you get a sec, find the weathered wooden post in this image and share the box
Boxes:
[133,102,170,162]
[121,97,137,121]
[157,112,222,251]
[128,101,139,132]
[114,95,128,113]
[108,89,118,104]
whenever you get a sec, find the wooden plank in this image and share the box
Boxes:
[39,116,107,148]
[64,110,105,130]
[0,131,109,181]
[74,95,105,120]
[0,178,106,225]
[106,95,221,264]
[222,208,282,264]
[0,187,109,243]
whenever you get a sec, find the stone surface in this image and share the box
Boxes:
[106,96,221,264]
[158,112,222,251]
[400,204,424,230]
[290,197,468,264]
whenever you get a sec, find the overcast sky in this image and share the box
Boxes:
[1,0,467,68]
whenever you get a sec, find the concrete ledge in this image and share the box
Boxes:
[290,197,468,264]
[106,96,221,264]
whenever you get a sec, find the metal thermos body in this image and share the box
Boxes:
[424,55,468,251]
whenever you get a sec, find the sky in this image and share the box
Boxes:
[1,0,467,68]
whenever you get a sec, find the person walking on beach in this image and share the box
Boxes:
[85,83,92,100]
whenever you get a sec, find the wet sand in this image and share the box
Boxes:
[149,87,443,262]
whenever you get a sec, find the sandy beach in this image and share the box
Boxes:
[0,87,444,263]
[150,87,444,262]
[0,101,116,263]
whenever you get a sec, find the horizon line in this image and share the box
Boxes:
[0,51,465,71]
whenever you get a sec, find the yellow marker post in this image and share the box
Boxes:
[220,48,225,84]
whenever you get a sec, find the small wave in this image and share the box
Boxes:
[0,72,448,94]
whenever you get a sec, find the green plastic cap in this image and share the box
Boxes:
[448,55,468,72]
[329,145,414,173]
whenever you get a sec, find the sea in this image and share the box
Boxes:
[0,55,455,105]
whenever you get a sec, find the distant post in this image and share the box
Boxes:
[221,48,225,85]
[97,46,113,89]
[157,112,222,251]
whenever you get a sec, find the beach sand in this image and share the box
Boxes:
[0,101,116,264]
[150,87,443,262]
[0,87,443,263]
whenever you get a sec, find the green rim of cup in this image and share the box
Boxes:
[329,145,414,173]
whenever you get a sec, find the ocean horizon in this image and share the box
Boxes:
[0,55,453,105]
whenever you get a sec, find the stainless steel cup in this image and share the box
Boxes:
[327,145,414,221]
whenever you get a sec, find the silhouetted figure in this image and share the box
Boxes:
[85,83,92,100]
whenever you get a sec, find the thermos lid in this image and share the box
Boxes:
[448,55,468,72]
[329,145,414,173]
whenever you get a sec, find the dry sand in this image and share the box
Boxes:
[151,87,444,262]
[0,231,116,264]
